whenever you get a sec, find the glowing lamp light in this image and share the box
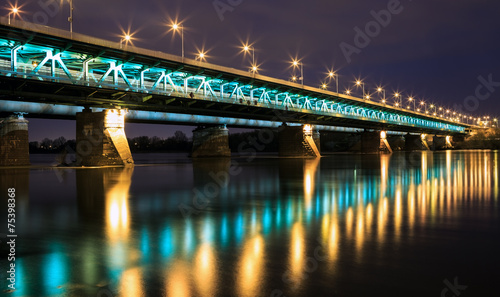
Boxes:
[377,87,382,92]
[105,109,126,128]
[303,124,313,135]
[380,131,387,139]
[421,134,426,140]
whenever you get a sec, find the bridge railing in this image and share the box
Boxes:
[0,34,468,133]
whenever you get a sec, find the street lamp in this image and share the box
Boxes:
[196,51,207,61]
[376,87,386,103]
[328,71,339,94]
[292,59,303,86]
[408,97,415,111]
[321,83,327,90]
[172,22,184,59]
[355,80,364,98]
[8,7,20,25]
[345,89,351,95]
[67,0,74,36]
[394,92,400,107]
[420,101,426,113]
[120,34,132,48]
[243,44,256,72]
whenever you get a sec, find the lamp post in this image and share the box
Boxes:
[377,87,386,104]
[120,34,131,48]
[8,7,19,25]
[292,59,303,86]
[68,0,74,36]
[355,80,364,98]
[243,45,258,73]
[328,71,339,94]
[172,23,184,59]
[394,92,401,108]
[408,97,415,111]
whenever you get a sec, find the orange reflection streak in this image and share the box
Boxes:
[106,168,134,243]
[304,158,320,209]
[365,203,373,233]
[394,188,402,240]
[408,184,415,231]
[287,222,305,288]
[494,152,499,201]
[377,198,387,244]
[346,207,353,240]
[120,267,143,297]
[237,235,265,297]
[166,260,191,297]
[194,243,217,297]
[355,205,364,253]
[380,155,389,198]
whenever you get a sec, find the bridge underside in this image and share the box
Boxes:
[0,76,466,136]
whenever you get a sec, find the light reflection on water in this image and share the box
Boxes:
[0,151,499,296]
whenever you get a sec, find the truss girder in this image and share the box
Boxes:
[0,37,467,133]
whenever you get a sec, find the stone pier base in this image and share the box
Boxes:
[432,135,453,150]
[76,108,134,166]
[0,115,30,166]
[278,125,321,157]
[361,131,392,154]
[404,134,430,151]
[191,125,231,158]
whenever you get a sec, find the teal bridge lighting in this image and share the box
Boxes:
[0,18,468,134]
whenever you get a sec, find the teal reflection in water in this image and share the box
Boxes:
[1,151,498,296]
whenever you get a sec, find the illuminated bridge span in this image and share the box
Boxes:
[0,18,471,165]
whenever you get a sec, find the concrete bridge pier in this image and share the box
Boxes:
[0,113,30,166]
[278,124,321,157]
[191,125,231,158]
[432,135,453,150]
[75,108,134,166]
[361,131,392,154]
[404,133,430,151]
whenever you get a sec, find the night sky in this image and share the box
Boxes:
[7,0,500,141]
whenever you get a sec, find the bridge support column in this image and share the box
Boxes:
[404,133,430,151]
[432,135,453,150]
[278,124,321,157]
[76,108,134,166]
[191,125,231,158]
[361,131,392,154]
[0,114,30,166]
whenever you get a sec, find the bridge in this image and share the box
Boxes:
[0,17,472,166]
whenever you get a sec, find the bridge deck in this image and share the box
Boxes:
[0,17,470,134]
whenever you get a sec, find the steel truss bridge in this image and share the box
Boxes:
[0,18,469,134]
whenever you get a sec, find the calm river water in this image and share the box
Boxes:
[1,151,499,296]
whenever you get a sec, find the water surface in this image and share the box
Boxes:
[1,151,498,296]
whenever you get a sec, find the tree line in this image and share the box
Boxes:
[29,130,280,153]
